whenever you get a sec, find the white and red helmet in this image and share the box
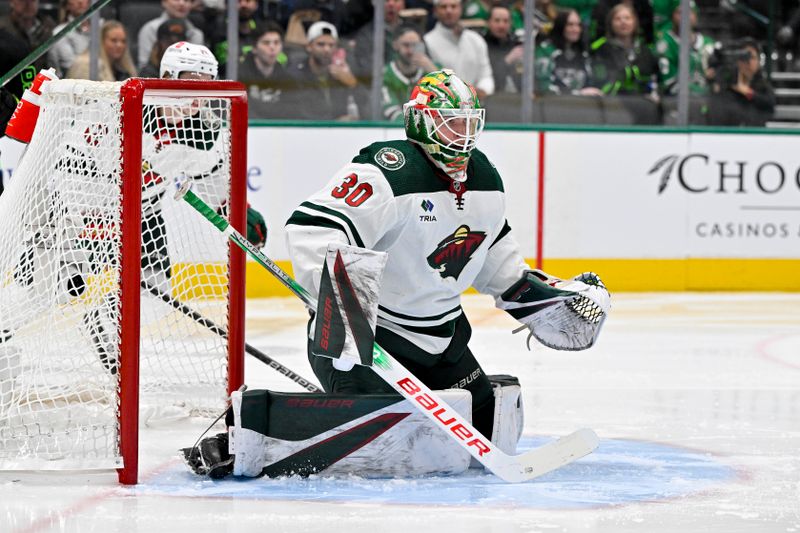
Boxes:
[160,41,218,79]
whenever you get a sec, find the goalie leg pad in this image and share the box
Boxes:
[489,375,524,455]
[228,388,473,478]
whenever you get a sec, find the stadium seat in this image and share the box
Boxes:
[539,94,605,125]
[482,92,544,124]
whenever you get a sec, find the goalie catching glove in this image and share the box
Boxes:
[497,270,610,351]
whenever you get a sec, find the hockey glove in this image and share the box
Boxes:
[216,202,268,249]
[246,206,268,249]
[496,270,610,351]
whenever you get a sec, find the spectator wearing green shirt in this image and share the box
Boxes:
[463,0,491,21]
[651,0,679,36]
[653,4,717,96]
[382,25,438,120]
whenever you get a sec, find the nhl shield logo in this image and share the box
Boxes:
[374,147,406,170]
[427,225,486,280]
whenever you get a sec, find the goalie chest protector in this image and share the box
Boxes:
[287,139,520,362]
[343,141,509,357]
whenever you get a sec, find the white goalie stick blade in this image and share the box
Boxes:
[501,427,600,480]
[372,349,600,483]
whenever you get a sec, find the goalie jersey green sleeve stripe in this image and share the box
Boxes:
[286,210,355,246]
[388,317,460,338]
[287,201,365,248]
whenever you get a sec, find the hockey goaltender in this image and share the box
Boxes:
[182,70,611,481]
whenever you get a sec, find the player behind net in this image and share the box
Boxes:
[0,44,267,377]
[83,42,268,375]
[140,41,267,291]
[182,69,610,480]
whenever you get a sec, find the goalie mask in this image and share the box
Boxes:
[403,69,485,182]
[160,42,218,79]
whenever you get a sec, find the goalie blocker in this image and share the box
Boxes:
[182,375,523,479]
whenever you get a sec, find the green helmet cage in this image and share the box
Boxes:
[403,69,485,180]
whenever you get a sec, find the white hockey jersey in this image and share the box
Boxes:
[285,140,529,362]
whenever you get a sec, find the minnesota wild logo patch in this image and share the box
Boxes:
[427,225,486,280]
[374,147,406,170]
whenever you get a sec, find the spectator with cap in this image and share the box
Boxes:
[423,0,494,98]
[139,18,188,78]
[137,0,205,69]
[282,21,360,120]
[239,22,294,119]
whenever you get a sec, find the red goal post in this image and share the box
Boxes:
[118,79,247,484]
[0,78,247,485]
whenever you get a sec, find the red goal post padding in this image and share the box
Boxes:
[118,79,247,484]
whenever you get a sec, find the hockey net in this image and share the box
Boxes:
[0,79,247,483]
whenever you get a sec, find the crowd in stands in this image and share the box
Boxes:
[0,0,784,126]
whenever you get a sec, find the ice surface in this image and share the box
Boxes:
[2,293,799,532]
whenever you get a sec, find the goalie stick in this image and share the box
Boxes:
[79,277,320,391]
[176,182,600,483]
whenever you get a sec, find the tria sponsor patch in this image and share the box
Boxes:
[374,147,406,170]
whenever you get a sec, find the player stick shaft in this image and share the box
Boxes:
[139,279,321,392]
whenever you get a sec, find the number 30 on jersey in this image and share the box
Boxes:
[331,173,373,207]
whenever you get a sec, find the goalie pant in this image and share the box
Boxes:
[221,375,523,478]
[309,320,505,440]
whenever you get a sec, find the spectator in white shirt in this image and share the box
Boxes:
[137,0,204,68]
[49,0,93,75]
[423,0,494,98]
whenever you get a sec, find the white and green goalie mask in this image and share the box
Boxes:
[403,70,485,181]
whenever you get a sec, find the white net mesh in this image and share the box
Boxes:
[0,80,237,471]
